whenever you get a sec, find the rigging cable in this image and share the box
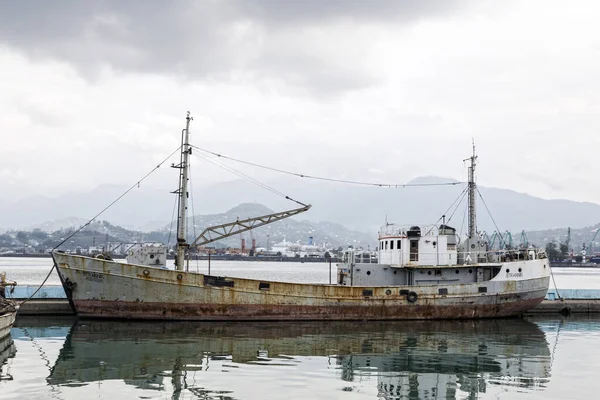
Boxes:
[191,145,464,188]
[188,156,200,273]
[459,196,469,239]
[424,186,468,236]
[444,186,469,224]
[18,145,183,308]
[446,189,469,225]
[167,190,179,249]
[52,145,182,251]
[193,151,308,207]
[476,188,562,307]
[475,187,508,249]
[445,188,469,245]
[13,265,55,308]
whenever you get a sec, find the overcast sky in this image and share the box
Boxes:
[1,0,600,204]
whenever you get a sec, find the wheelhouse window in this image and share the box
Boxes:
[397,240,401,249]
[390,241,394,250]
[385,241,388,250]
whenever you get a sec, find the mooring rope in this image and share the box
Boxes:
[51,145,182,251]
[13,264,55,308]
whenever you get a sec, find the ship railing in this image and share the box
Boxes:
[378,224,440,237]
[345,248,547,264]
[340,250,378,264]
[454,248,548,263]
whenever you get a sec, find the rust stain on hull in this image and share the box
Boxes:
[74,296,546,321]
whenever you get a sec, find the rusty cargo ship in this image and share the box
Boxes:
[52,113,550,320]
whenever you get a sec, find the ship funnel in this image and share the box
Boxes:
[407,226,421,238]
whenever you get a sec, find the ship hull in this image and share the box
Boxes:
[52,252,550,321]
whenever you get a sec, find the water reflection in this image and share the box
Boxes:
[0,334,16,381]
[47,318,551,399]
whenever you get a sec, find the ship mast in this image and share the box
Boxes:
[467,141,477,239]
[175,112,192,271]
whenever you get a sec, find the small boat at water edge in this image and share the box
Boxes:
[0,272,17,339]
[52,113,550,321]
[0,310,16,341]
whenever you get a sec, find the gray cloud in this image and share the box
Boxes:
[0,0,470,94]
[234,0,470,26]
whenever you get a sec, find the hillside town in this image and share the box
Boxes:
[2,217,600,266]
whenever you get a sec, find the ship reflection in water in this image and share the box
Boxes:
[47,318,551,399]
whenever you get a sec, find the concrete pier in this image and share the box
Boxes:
[525,300,600,316]
[17,300,73,315]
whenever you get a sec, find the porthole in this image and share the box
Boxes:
[385,289,392,295]
[366,271,371,275]
[469,269,473,274]
[394,271,397,275]
[518,268,522,273]
[455,270,459,274]
[143,269,150,276]
[428,271,432,275]
[176,274,183,280]
[506,269,510,273]
[150,254,155,259]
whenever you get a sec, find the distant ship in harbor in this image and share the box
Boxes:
[269,236,325,257]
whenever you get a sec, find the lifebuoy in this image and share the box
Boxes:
[407,291,418,303]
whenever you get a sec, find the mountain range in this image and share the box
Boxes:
[0,203,372,251]
[3,176,600,238]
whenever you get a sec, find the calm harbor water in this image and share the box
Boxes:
[1,316,600,399]
[1,258,600,399]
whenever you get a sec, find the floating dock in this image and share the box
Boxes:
[7,286,600,316]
